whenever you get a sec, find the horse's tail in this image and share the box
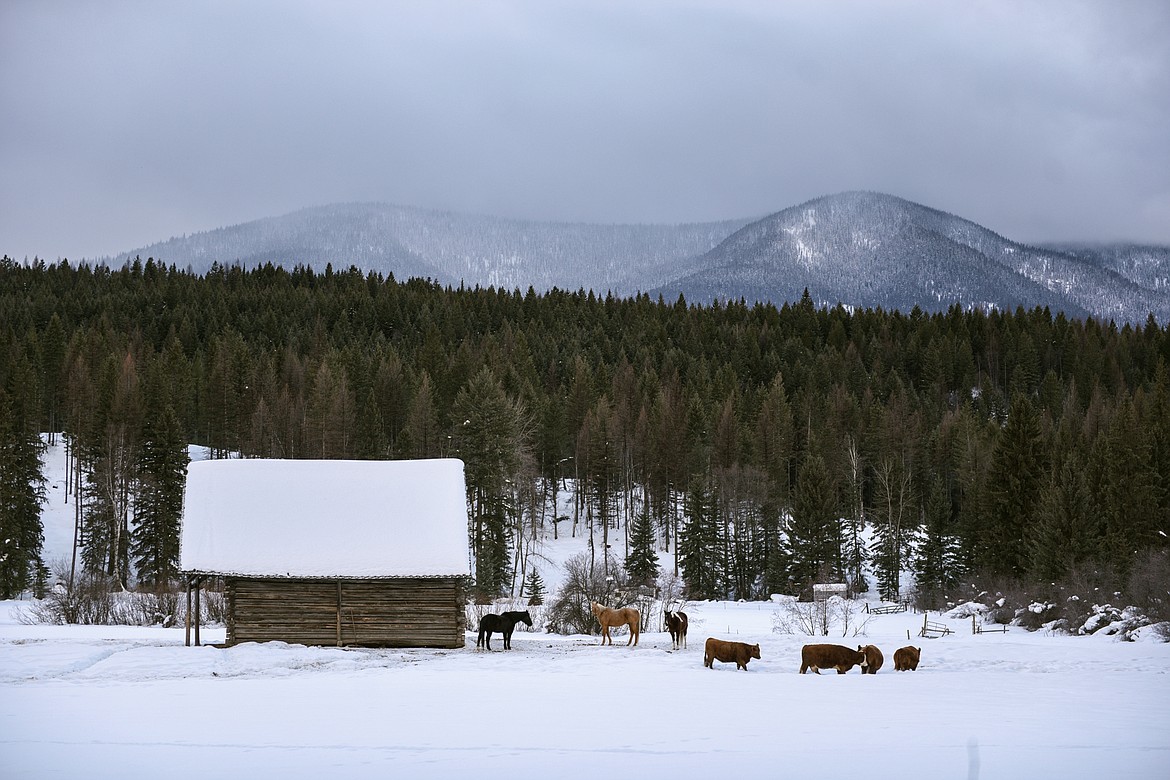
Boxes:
[476,625,484,648]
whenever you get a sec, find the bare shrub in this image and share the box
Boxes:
[198,582,227,625]
[831,597,873,637]
[545,553,628,635]
[107,586,184,627]
[771,595,871,637]
[1126,548,1170,624]
[655,570,688,631]
[24,563,226,628]
[25,567,117,625]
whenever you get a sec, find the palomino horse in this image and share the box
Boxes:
[476,610,533,650]
[591,601,640,646]
[664,610,688,649]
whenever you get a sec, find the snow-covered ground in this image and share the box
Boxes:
[2,601,1168,779]
[1,440,1168,778]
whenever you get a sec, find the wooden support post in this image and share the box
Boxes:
[185,578,192,647]
[194,577,202,647]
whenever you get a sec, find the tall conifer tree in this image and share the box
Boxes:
[979,393,1045,576]
[131,402,188,587]
[0,392,47,598]
[788,453,841,590]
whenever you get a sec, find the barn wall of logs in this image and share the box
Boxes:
[225,577,466,648]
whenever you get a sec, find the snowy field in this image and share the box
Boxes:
[3,600,1169,779]
[1,440,1168,778]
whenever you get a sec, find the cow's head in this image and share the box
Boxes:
[750,644,761,659]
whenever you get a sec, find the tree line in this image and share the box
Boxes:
[1,255,1168,608]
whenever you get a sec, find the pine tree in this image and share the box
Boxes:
[841,436,869,593]
[788,453,841,591]
[756,374,795,594]
[398,370,440,458]
[979,393,1045,577]
[1098,397,1160,575]
[678,477,722,599]
[0,392,47,598]
[80,352,141,586]
[915,475,962,607]
[131,402,188,587]
[1027,449,1099,582]
[452,367,529,598]
[870,456,914,601]
[625,505,659,585]
[523,567,546,606]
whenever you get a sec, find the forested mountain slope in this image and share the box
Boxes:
[106,203,750,295]
[652,192,1170,323]
[1042,243,1170,295]
[2,258,1168,606]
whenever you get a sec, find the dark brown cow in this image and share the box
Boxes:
[799,643,868,674]
[893,645,921,671]
[703,637,761,670]
[858,644,883,674]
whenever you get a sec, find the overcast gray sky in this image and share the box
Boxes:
[3,0,1168,261]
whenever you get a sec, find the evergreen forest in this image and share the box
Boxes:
[2,256,1169,614]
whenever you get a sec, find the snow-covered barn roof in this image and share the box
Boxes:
[180,458,470,578]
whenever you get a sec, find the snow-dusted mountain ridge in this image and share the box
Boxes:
[105,193,1170,323]
[106,203,752,297]
[650,192,1170,323]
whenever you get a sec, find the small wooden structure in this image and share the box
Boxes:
[180,458,470,648]
[812,583,848,603]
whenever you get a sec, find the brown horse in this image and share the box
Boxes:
[664,610,688,649]
[591,601,640,646]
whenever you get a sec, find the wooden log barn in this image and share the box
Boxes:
[179,458,470,649]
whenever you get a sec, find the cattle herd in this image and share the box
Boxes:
[477,605,923,673]
[701,639,921,673]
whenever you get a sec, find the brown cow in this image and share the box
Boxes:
[893,645,921,671]
[858,644,884,674]
[799,643,868,674]
[703,637,761,671]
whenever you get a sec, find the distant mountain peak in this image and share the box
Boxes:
[105,194,1169,323]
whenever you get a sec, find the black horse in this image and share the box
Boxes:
[476,610,533,650]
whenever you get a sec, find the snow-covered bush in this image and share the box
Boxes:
[944,601,987,620]
[1076,604,1153,640]
[1015,601,1059,631]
